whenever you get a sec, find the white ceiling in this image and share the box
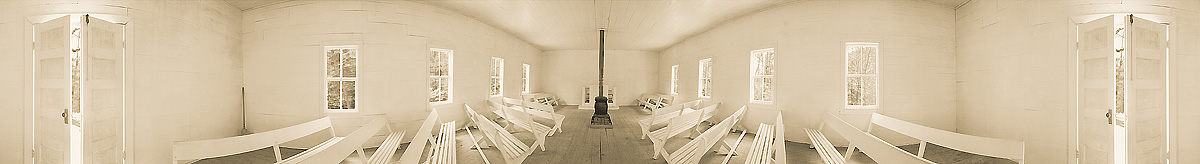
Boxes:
[225,0,971,51]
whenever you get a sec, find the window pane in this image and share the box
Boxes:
[327,49,340,78]
[702,79,712,96]
[341,49,356,78]
[429,51,448,76]
[754,77,774,101]
[327,81,341,109]
[429,77,449,102]
[491,77,502,95]
[861,76,876,105]
[847,77,860,105]
[342,81,355,109]
[764,51,774,75]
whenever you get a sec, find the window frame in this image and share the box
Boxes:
[522,63,530,93]
[490,57,504,96]
[845,42,880,110]
[325,45,359,112]
[429,48,454,105]
[670,65,679,95]
[750,48,775,104]
[698,58,713,98]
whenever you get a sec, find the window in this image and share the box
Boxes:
[326,45,358,110]
[698,58,712,98]
[751,48,775,103]
[846,43,878,109]
[522,63,530,93]
[429,48,453,103]
[490,57,504,96]
[670,65,679,94]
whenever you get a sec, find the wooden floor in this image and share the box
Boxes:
[195,105,1015,164]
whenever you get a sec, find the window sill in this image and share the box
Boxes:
[326,109,358,113]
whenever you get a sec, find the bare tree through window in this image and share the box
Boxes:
[325,45,357,110]
[751,48,774,102]
[846,43,878,109]
[429,48,453,103]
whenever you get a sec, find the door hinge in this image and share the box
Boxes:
[31,149,35,158]
[1075,150,1081,158]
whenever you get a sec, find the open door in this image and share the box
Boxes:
[80,15,125,164]
[34,15,72,164]
[1079,15,1116,164]
[1127,15,1167,164]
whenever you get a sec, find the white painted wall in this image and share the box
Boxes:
[0,0,243,163]
[659,0,957,145]
[541,50,659,106]
[955,0,1200,163]
[241,0,542,148]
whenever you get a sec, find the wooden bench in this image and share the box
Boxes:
[397,110,458,164]
[741,112,786,164]
[805,112,933,164]
[365,130,406,164]
[466,104,533,164]
[862,113,1026,163]
[638,99,704,139]
[277,116,389,164]
[489,101,553,151]
[638,93,674,111]
[658,106,747,163]
[500,97,566,135]
[172,117,337,164]
[648,105,706,159]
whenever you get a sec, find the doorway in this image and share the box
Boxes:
[28,14,127,164]
[1073,14,1170,164]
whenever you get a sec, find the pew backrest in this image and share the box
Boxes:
[397,110,442,164]
[869,113,1025,163]
[172,117,334,162]
[820,112,933,164]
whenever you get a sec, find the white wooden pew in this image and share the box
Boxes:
[172,117,336,164]
[639,93,674,111]
[365,129,406,164]
[741,112,786,164]
[398,110,458,164]
[659,106,747,163]
[638,100,704,139]
[489,100,553,151]
[496,97,566,135]
[861,113,1026,163]
[277,116,389,164]
[648,105,706,159]
[466,104,534,164]
[805,112,934,164]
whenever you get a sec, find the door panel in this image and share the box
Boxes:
[81,15,124,164]
[1079,15,1115,164]
[34,15,71,164]
[1128,15,1167,164]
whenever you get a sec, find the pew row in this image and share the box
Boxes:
[466,104,534,164]
[171,117,337,164]
[638,93,674,111]
[277,116,389,164]
[489,100,553,151]
[496,97,566,135]
[805,112,935,164]
[398,109,460,164]
[659,106,748,163]
[861,113,1025,163]
[638,100,705,139]
[741,112,786,164]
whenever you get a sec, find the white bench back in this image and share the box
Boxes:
[666,107,705,132]
[869,113,1025,162]
[821,112,933,164]
[667,106,746,163]
[280,116,388,164]
[654,99,702,116]
[398,110,442,164]
[172,117,333,161]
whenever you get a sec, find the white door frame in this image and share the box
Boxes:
[24,13,130,164]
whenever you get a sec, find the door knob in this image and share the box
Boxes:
[1106,109,1114,125]
[62,109,69,124]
